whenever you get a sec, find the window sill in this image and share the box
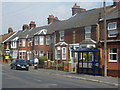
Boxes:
[109,60,117,63]
[108,35,117,38]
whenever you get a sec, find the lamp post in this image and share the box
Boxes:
[71,45,74,72]
[104,0,107,77]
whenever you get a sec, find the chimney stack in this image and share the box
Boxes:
[72,3,86,16]
[29,21,36,29]
[22,24,29,31]
[47,15,59,24]
[8,27,13,34]
[113,0,120,8]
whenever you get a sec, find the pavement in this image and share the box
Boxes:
[30,66,119,87]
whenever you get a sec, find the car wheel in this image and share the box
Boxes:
[15,66,17,70]
[26,68,29,71]
[10,66,13,69]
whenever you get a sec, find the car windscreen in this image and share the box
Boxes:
[16,60,27,64]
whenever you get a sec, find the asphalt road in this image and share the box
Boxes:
[2,64,118,88]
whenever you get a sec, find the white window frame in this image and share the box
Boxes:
[40,36,44,45]
[46,36,49,45]
[56,47,61,60]
[85,26,91,39]
[108,22,117,37]
[23,52,26,60]
[39,51,44,57]
[19,52,22,59]
[19,50,26,59]
[11,41,16,48]
[7,42,9,49]
[19,39,22,47]
[62,47,66,60]
[109,48,117,62]
[23,39,26,47]
[34,36,38,45]
[34,51,38,58]
[28,39,30,47]
[60,31,64,41]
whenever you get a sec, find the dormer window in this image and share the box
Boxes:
[60,31,64,41]
[108,22,117,37]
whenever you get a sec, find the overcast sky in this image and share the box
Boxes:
[1,0,113,34]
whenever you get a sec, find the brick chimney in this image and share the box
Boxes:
[8,27,13,34]
[72,3,86,16]
[47,15,59,24]
[29,21,36,29]
[22,24,29,31]
[113,0,120,8]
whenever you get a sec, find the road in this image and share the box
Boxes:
[2,64,118,88]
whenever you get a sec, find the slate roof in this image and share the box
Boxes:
[4,5,115,42]
[79,39,96,45]
[106,8,120,20]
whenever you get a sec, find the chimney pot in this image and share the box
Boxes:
[29,21,36,29]
[8,27,13,33]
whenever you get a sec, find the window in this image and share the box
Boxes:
[46,36,49,45]
[11,41,16,48]
[40,36,44,45]
[109,48,117,62]
[19,40,22,47]
[28,39,30,47]
[85,26,91,39]
[34,51,38,57]
[39,51,44,57]
[35,36,38,45]
[7,42,9,49]
[60,31,64,41]
[62,47,66,60]
[19,52,22,59]
[23,52,26,60]
[23,39,26,47]
[56,47,60,60]
[108,22,117,37]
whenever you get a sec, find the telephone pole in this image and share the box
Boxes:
[104,0,107,76]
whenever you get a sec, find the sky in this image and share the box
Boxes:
[1,0,113,34]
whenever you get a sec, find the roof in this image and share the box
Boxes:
[0,32,15,43]
[106,8,120,20]
[79,39,96,45]
[4,5,115,42]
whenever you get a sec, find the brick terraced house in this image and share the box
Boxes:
[2,2,120,77]
[99,1,120,77]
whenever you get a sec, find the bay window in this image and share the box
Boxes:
[46,36,49,45]
[40,36,44,45]
[28,39,30,47]
[7,42,9,49]
[35,36,38,45]
[23,39,26,47]
[62,47,66,60]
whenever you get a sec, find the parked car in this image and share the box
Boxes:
[27,57,40,66]
[10,59,29,71]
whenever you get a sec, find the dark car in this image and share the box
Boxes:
[10,59,29,71]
